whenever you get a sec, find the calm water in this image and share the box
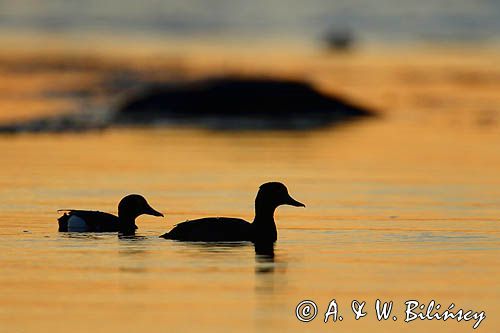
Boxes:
[1,0,500,45]
[0,116,498,332]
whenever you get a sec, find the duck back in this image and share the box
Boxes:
[161,217,253,242]
[58,210,124,232]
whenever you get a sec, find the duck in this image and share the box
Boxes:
[160,182,304,243]
[58,194,164,234]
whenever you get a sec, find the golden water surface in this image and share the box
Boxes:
[0,48,499,333]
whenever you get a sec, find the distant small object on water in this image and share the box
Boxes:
[116,76,373,130]
[323,28,355,52]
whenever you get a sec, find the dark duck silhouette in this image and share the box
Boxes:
[161,182,305,243]
[58,194,163,234]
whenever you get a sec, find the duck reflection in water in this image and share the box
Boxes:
[174,241,279,274]
[254,242,276,274]
[117,234,151,274]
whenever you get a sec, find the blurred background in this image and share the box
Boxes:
[0,1,499,333]
[0,0,500,129]
[2,0,500,46]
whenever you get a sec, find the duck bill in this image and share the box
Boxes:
[286,195,306,207]
[145,205,164,217]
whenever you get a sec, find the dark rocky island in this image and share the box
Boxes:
[115,77,374,130]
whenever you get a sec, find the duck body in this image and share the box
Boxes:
[161,182,303,243]
[161,217,255,242]
[58,210,135,232]
[57,194,163,234]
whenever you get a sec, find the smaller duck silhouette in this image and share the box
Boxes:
[161,182,305,243]
[58,194,163,234]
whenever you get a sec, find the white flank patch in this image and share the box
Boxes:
[67,215,88,232]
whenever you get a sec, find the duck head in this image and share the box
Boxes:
[118,194,164,220]
[255,182,305,217]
